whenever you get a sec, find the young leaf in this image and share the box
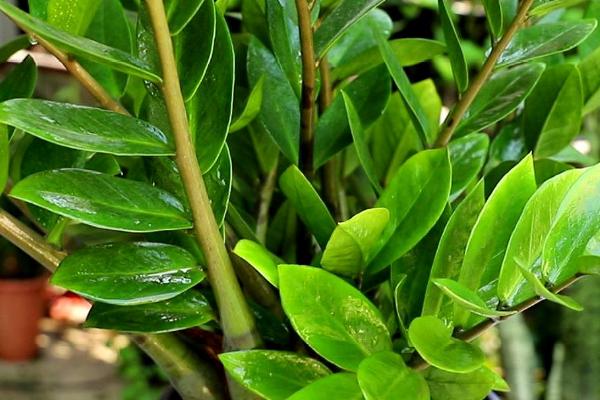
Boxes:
[369,149,451,272]
[10,169,192,232]
[186,11,234,171]
[408,316,485,373]
[424,367,509,400]
[84,290,214,333]
[165,0,204,35]
[314,0,384,58]
[0,99,174,156]
[233,239,282,287]
[455,63,545,137]
[220,351,330,400]
[279,166,336,248]
[0,0,160,82]
[342,92,382,193]
[456,155,536,326]
[288,373,363,400]
[498,20,597,67]
[448,133,489,201]
[321,208,389,278]
[47,0,101,35]
[497,169,584,306]
[279,265,392,371]
[52,242,204,305]
[438,0,469,92]
[229,76,265,133]
[422,181,485,319]
[0,55,37,102]
[357,351,430,400]
[518,266,583,311]
[433,278,515,318]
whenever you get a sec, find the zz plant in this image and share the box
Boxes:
[0,0,599,399]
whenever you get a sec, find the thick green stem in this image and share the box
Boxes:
[255,162,278,244]
[435,0,535,147]
[144,0,260,350]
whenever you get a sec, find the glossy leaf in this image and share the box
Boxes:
[11,169,192,232]
[448,134,489,201]
[518,266,583,311]
[579,45,600,114]
[482,0,503,38]
[408,316,485,373]
[0,35,31,64]
[288,373,363,400]
[358,351,429,400]
[230,76,265,133]
[498,169,584,306]
[439,0,468,92]
[186,11,234,171]
[456,155,536,326]
[0,99,173,156]
[523,64,583,158]
[530,0,586,16]
[279,166,336,248]
[455,63,544,139]
[424,367,509,400]
[84,290,214,333]
[0,124,7,193]
[52,242,204,305]
[47,0,100,35]
[220,351,330,400]
[321,208,389,278]
[165,0,204,35]
[279,265,392,371]
[498,20,597,66]
[369,149,451,272]
[0,55,37,102]
[203,145,232,226]
[433,278,515,317]
[314,0,384,57]
[233,239,282,287]
[0,0,160,82]
[343,92,382,193]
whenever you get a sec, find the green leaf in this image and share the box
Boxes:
[0,35,31,64]
[10,169,192,232]
[433,278,515,318]
[0,0,160,82]
[279,166,336,248]
[233,239,282,287]
[0,124,7,193]
[52,242,204,305]
[343,92,382,193]
[543,163,600,284]
[498,169,584,306]
[357,351,429,400]
[175,0,216,101]
[230,76,265,133]
[165,0,204,35]
[439,0,469,92]
[424,367,509,400]
[186,11,234,171]
[220,351,330,400]
[422,181,485,319]
[47,0,101,35]
[408,316,485,373]
[288,373,363,400]
[0,55,37,102]
[580,45,600,114]
[314,0,384,58]
[455,63,545,137]
[369,149,451,272]
[377,35,431,144]
[314,64,390,167]
[84,290,214,333]
[448,134,489,201]
[321,208,389,278]
[518,266,583,311]
[482,0,503,38]
[248,37,300,164]
[331,38,446,82]
[456,155,536,326]
[530,0,587,16]
[204,145,232,226]
[279,265,392,371]
[0,99,173,156]
[498,20,597,67]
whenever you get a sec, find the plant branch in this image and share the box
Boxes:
[295,0,317,176]
[256,162,278,244]
[434,0,535,147]
[144,0,260,351]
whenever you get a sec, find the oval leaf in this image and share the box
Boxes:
[433,278,515,318]
[0,55,37,102]
[233,239,282,288]
[424,367,509,400]
[448,133,489,201]
[288,373,363,400]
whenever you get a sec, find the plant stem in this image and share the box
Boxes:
[256,162,278,244]
[434,0,535,147]
[144,0,260,351]
[295,0,316,177]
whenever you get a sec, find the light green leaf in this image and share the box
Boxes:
[233,239,282,288]
[0,55,37,102]
[47,0,101,35]
[518,266,583,311]
[0,99,173,156]
[230,76,265,133]
[10,169,192,232]
[448,134,489,201]
[84,290,214,333]
[439,0,468,92]
[220,351,330,400]
[530,0,587,16]
[424,367,509,400]
[288,373,363,400]
[52,242,204,305]
[433,278,515,318]
[580,45,600,114]
[279,265,392,371]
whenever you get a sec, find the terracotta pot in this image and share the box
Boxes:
[0,275,47,361]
